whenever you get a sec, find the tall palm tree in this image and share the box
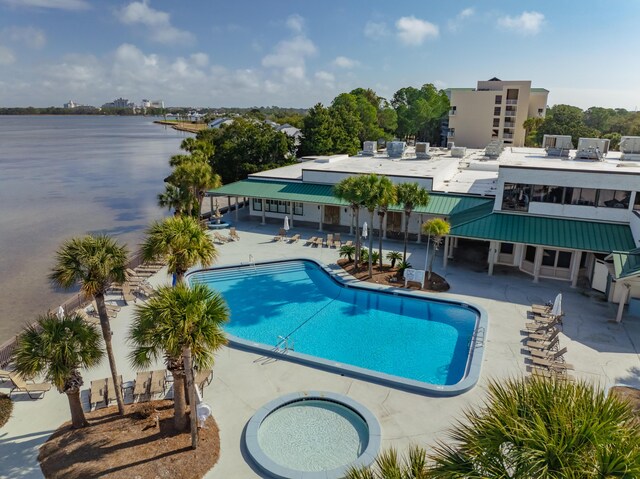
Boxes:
[360,174,395,278]
[375,177,396,270]
[422,218,450,280]
[141,216,217,284]
[158,184,192,216]
[169,159,221,217]
[129,284,229,449]
[13,313,103,428]
[395,183,430,262]
[428,377,640,478]
[334,176,366,267]
[50,235,128,415]
[346,446,429,479]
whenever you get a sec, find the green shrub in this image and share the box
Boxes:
[0,393,13,429]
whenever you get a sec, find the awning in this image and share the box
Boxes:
[450,209,636,254]
[207,179,493,216]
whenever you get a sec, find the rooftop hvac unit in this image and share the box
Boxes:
[415,142,430,159]
[620,136,640,161]
[575,138,609,161]
[387,141,406,158]
[446,142,455,150]
[451,146,466,158]
[484,139,503,159]
[362,141,376,156]
[543,134,573,157]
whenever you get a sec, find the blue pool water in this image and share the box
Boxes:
[189,260,479,386]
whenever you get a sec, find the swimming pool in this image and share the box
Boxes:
[188,259,486,395]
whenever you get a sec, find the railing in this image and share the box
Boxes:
[448,109,456,116]
[0,249,147,368]
[447,131,455,137]
[506,99,518,105]
[503,133,514,139]
[504,122,515,128]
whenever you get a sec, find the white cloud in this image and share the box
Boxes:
[447,7,475,32]
[190,52,209,67]
[395,16,439,45]
[286,14,305,33]
[3,26,46,49]
[0,0,89,10]
[333,56,358,69]
[118,1,195,45]
[498,11,545,35]
[364,21,389,39]
[0,45,15,64]
[262,17,316,83]
[315,71,334,82]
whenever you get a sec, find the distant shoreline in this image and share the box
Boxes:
[153,120,207,133]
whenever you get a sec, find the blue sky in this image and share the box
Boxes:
[1,0,639,109]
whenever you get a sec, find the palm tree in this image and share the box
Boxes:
[375,177,396,270]
[142,216,217,285]
[422,218,450,280]
[129,284,228,449]
[334,176,366,267]
[360,174,384,278]
[346,446,429,479]
[395,183,430,262]
[339,244,356,262]
[13,313,103,428]
[386,251,402,269]
[428,377,640,478]
[158,184,192,217]
[50,235,128,415]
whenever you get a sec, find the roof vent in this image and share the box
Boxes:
[575,138,609,161]
[387,141,406,158]
[415,142,430,159]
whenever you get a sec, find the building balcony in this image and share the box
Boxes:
[447,131,455,137]
[448,110,456,116]
[504,122,515,128]
[503,133,514,139]
[506,99,518,105]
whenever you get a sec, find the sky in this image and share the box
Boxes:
[1,0,640,109]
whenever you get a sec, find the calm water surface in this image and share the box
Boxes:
[0,116,189,342]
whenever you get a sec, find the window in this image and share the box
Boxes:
[557,251,572,268]
[541,249,572,270]
[598,190,631,208]
[265,199,290,214]
[500,243,514,254]
[293,202,303,216]
[494,107,501,116]
[252,198,262,211]
[568,188,597,206]
[538,108,544,115]
[495,95,502,104]
[635,192,640,211]
[506,89,519,100]
[525,245,537,263]
[532,185,563,204]
[542,249,556,267]
[502,183,531,211]
[493,118,500,127]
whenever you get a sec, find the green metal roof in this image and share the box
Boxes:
[208,179,493,216]
[450,211,636,254]
[610,248,640,279]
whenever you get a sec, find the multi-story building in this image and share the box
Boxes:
[446,78,549,148]
[209,137,640,322]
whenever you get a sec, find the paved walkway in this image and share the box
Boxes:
[1,210,639,479]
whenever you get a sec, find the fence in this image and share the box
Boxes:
[0,249,146,368]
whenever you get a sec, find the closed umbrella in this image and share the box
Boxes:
[550,293,562,317]
[283,216,290,232]
[361,222,368,239]
[57,305,65,320]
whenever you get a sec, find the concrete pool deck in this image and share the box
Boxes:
[1,210,640,478]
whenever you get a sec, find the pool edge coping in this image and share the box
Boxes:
[244,391,381,479]
[186,257,488,397]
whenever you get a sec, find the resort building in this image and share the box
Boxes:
[445,78,549,148]
[209,138,640,321]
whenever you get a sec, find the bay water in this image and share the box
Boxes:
[0,116,189,342]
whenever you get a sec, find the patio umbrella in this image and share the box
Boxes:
[283,216,290,232]
[56,305,65,320]
[550,293,562,316]
[361,222,368,239]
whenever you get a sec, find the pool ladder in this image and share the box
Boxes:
[248,254,256,273]
[468,327,486,349]
[275,335,294,354]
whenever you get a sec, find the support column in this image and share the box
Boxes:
[209,196,213,214]
[533,246,543,283]
[227,196,231,211]
[570,250,582,288]
[234,197,239,221]
[261,198,266,225]
[417,214,422,243]
[488,241,497,276]
[448,235,455,258]
[443,236,450,269]
[318,205,323,232]
[289,202,294,227]
[616,284,630,323]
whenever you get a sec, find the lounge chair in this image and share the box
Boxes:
[527,366,574,381]
[90,301,118,319]
[305,236,318,246]
[195,369,213,397]
[525,317,561,331]
[532,304,552,313]
[133,371,152,401]
[137,283,155,298]
[526,327,559,341]
[229,227,240,241]
[345,240,353,247]
[90,378,107,408]
[0,368,13,381]
[106,375,123,405]
[531,355,574,371]
[127,267,153,279]
[77,308,100,325]
[8,372,51,399]
[326,234,334,248]
[525,331,560,351]
[333,233,341,248]
[530,346,567,361]
[288,234,300,243]
[314,237,324,247]
[122,283,137,305]
[149,369,166,398]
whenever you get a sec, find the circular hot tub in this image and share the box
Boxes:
[245,392,381,479]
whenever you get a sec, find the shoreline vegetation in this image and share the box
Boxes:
[153,120,207,133]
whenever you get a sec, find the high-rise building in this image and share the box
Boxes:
[445,78,549,148]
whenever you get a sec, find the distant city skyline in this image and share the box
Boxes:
[1,0,639,109]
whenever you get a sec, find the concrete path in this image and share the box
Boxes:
[1,210,639,479]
